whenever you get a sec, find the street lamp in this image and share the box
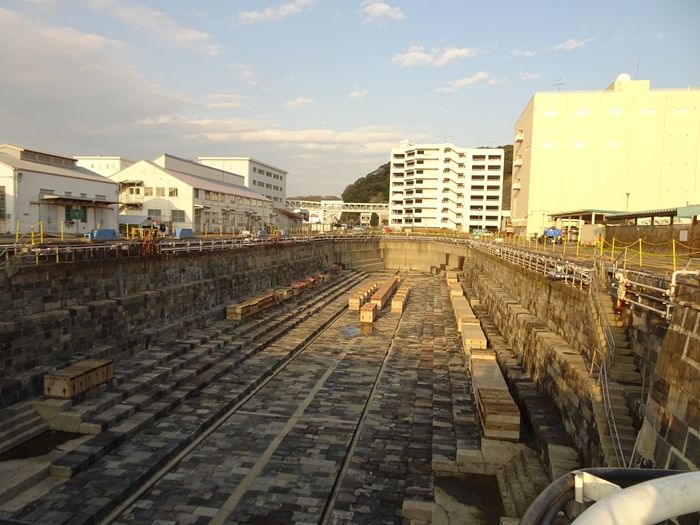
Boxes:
[625,192,630,212]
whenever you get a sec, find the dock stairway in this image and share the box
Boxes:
[591,288,643,468]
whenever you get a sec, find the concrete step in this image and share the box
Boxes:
[0,403,41,434]
[0,420,50,456]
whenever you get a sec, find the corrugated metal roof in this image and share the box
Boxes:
[0,152,118,185]
[548,209,621,219]
[605,207,678,220]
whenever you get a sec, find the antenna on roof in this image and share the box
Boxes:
[552,78,565,91]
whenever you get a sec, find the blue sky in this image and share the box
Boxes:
[1,0,699,196]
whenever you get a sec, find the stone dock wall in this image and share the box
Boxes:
[635,281,700,470]
[454,248,604,465]
[0,240,382,405]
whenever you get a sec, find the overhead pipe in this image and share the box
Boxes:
[571,471,700,525]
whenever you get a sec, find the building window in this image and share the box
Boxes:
[147,209,162,219]
[171,210,185,222]
[155,187,165,197]
[95,194,106,200]
[169,188,178,197]
[0,186,5,217]
[64,191,72,197]
[144,187,153,196]
[129,187,141,195]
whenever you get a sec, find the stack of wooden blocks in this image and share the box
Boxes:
[370,276,401,310]
[226,291,279,320]
[391,281,411,313]
[471,359,521,441]
[446,271,520,441]
[349,282,378,311]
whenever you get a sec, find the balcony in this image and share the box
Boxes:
[513,156,523,168]
[512,180,521,191]
[515,131,524,142]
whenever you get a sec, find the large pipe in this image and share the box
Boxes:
[571,471,700,525]
[670,269,700,300]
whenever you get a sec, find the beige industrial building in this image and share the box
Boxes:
[511,74,700,237]
[389,142,504,232]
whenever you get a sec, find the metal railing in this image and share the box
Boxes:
[588,258,628,468]
[471,241,592,289]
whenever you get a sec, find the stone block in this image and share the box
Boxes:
[402,500,433,521]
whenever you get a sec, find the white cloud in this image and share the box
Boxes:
[519,72,541,80]
[284,96,315,108]
[392,45,476,67]
[511,48,537,58]
[83,0,221,56]
[349,89,369,99]
[205,94,246,110]
[232,64,259,86]
[511,38,592,59]
[437,71,495,93]
[548,38,593,51]
[359,1,404,23]
[238,0,314,24]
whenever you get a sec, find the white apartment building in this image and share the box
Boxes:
[198,157,287,205]
[512,74,700,237]
[0,144,118,235]
[111,155,272,234]
[389,142,504,232]
[74,156,135,177]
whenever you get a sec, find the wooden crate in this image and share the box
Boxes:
[461,323,487,344]
[360,302,377,323]
[390,297,405,313]
[44,359,113,399]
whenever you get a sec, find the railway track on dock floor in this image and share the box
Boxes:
[10,273,481,525]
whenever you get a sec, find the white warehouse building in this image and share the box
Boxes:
[111,154,273,234]
[0,144,119,235]
[198,157,288,206]
[389,142,504,232]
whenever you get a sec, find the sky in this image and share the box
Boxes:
[1,1,699,197]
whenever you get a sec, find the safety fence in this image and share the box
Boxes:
[497,234,699,273]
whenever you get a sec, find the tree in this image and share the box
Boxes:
[341,163,390,203]
[370,212,379,227]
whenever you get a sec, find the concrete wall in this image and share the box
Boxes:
[381,239,466,272]
[605,223,700,252]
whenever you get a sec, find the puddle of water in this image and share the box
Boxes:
[360,324,374,335]
[340,325,361,338]
[436,474,504,525]
[0,430,83,462]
